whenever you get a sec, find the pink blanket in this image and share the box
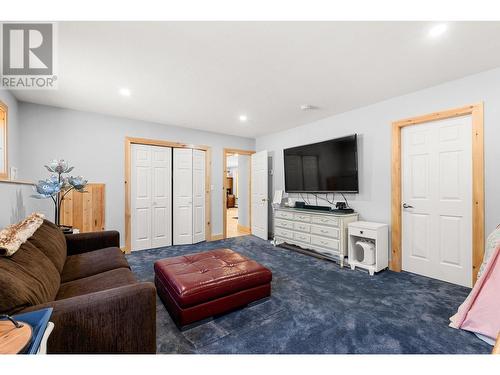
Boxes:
[450,245,500,341]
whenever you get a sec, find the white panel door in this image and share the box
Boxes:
[151,146,172,248]
[251,150,269,240]
[192,149,206,243]
[131,144,172,251]
[131,144,152,250]
[173,148,193,245]
[402,116,472,287]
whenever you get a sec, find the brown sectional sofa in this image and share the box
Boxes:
[0,220,156,354]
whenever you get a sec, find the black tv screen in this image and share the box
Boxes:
[284,134,358,193]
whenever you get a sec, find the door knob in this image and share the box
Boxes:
[402,203,414,209]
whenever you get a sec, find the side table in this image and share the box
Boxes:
[0,308,53,354]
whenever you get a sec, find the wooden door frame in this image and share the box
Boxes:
[390,103,484,284]
[124,137,212,253]
[222,148,255,239]
[0,101,8,180]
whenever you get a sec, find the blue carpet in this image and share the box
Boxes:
[126,235,491,354]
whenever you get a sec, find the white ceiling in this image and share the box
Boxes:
[12,21,500,138]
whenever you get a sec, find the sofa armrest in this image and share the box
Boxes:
[65,230,120,255]
[22,282,156,353]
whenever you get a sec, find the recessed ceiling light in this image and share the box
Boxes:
[300,104,319,111]
[239,114,248,122]
[428,24,448,38]
[119,88,131,97]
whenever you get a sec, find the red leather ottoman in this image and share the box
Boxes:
[154,248,272,326]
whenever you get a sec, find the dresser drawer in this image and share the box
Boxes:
[310,225,339,239]
[349,227,377,239]
[293,213,311,223]
[275,210,294,220]
[294,232,311,243]
[275,228,294,240]
[311,216,338,227]
[311,235,339,251]
[275,218,294,229]
[293,222,311,233]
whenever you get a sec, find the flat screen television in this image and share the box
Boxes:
[283,134,358,193]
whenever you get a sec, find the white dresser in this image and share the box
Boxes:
[273,207,358,267]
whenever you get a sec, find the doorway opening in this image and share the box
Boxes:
[223,148,255,239]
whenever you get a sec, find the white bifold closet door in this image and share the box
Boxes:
[131,144,172,250]
[192,149,206,243]
[173,148,193,245]
[173,148,206,245]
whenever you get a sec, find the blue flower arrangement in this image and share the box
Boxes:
[32,159,88,227]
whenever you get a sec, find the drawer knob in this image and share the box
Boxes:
[360,230,364,234]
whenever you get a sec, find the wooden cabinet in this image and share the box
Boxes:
[225,176,233,193]
[227,194,236,208]
[60,183,105,233]
[225,176,235,208]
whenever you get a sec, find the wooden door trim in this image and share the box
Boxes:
[125,136,212,253]
[222,148,255,239]
[0,101,8,180]
[390,103,484,285]
[493,334,500,354]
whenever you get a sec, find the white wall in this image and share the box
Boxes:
[0,182,29,228]
[18,102,255,245]
[0,91,50,229]
[0,182,53,229]
[256,67,500,240]
[237,154,250,227]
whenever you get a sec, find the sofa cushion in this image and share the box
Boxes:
[28,220,67,273]
[56,268,137,300]
[0,212,45,256]
[61,247,130,283]
[0,241,60,314]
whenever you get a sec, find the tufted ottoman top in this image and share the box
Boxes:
[154,248,272,308]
